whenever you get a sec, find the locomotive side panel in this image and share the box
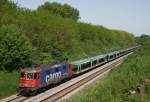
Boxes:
[40,64,69,87]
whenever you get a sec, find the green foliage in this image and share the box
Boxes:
[0,0,135,70]
[76,23,135,55]
[0,71,19,99]
[136,34,150,45]
[0,0,17,25]
[0,25,33,71]
[31,51,52,65]
[38,2,80,21]
[68,37,150,102]
[0,0,17,15]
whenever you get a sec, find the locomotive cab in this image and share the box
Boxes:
[19,68,41,94]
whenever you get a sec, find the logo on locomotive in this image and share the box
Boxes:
[46,72,62,82]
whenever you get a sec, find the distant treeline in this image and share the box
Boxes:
[0,0,135,71]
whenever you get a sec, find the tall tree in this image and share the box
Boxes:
[38,2,80,21]
[0,25,33,71]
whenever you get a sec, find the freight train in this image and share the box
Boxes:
[18,45,140,95]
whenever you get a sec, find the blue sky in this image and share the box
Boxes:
[12,0,150,36]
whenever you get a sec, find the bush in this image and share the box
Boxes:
[0,25,33,71]
[38,2,80,21]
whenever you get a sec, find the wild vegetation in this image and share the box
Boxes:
[0,0,136,99]
[68,35,150,102]
[0,71,19,99]
[38,2,80,21]
[0,25,33,71]
[0,0,135,71]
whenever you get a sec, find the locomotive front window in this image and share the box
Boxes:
[34,73,37,79]
[27,73,34,80]
[21,72,25,78]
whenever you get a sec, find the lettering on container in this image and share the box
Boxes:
[46,72,61,83]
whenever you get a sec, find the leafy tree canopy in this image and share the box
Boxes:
[0,25,33,71]
[0,0,136,70]
[38,2,80,21]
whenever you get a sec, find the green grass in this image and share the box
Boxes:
[67,43,150,102]
[0,71,19,99]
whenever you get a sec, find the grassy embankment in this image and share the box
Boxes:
[67,38,150,102]
[0,71,19,99]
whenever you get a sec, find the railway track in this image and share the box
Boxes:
[23,53,130,102]
[0,95,30,102]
